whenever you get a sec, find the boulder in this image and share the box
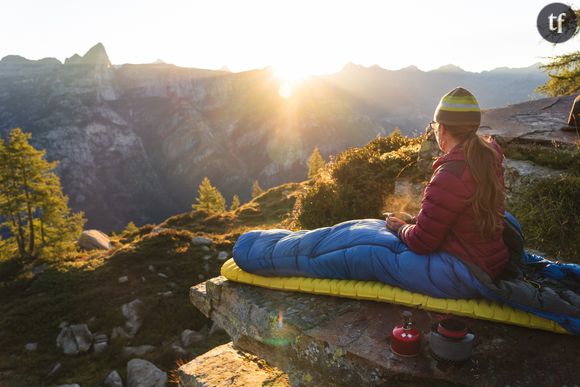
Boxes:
[118,275,129,284]
[178,342,289,387]
[126,359,167,387]
[121,299,144,336]
[191,236,212,246]
[217,251,228,261]
[503,158,563,195]
[104,370,124,387]
[56,324,93,355]
[189,276,580,386]
[78,230,111,250]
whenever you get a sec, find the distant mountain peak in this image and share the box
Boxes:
[400,65,421,72]
[341,62,365,71]
[65,43,111,67]
[81,43,111,66]
[434,64,465,73]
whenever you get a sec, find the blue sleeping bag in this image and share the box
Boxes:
[233,215,580,334]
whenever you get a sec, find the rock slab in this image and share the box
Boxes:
[178,342,289,387]
[190,276,580,386]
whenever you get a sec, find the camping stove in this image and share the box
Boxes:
[390,311,421,357]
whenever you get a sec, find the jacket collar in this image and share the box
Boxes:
[432,142,465,171]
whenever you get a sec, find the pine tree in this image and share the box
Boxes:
[251,180,264,198]
[0,128,85,259]
[230,194,241,211]
[307,147,325,178]
[123,221,139,235]
[192,177,226,213]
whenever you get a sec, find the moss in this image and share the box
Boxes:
[503,142,580,175]
[508,175,580,262]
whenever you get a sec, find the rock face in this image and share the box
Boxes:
[480,94,579,147]
[126,359,167,387]
[178,342,290,387]
[56,324,93,355]
[187,276,580,386]
[78,230,111,250]
[0,43,550,231]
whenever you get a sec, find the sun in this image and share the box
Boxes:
[273,64,310,98]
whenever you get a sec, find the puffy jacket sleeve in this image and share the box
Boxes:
[398,165,471,254]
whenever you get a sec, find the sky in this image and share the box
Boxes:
[1,0,579,76]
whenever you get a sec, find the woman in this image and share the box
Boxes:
[386,87,509,278]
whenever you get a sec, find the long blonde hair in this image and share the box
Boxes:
[446,125,505,239]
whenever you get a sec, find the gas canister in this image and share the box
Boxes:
[390,311,421,357]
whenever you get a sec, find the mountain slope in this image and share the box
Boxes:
[0,43,548,231]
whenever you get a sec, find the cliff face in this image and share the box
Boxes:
[0,44,383,230]
[0,43,549,230]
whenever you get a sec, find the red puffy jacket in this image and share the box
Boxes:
[399,139,508,278]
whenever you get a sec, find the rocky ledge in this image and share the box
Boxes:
[480,94,579,147]
[179,276,580,386]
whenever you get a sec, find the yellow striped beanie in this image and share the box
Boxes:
[434,87,481,127]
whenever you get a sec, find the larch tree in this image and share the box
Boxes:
[536,9,580,96]
[192,177,226,213]
[0,128,85,260]
[307,147,325,178]
[230,194,241,211]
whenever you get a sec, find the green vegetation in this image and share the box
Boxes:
[2,129,579,385]
[0,180,302,386]
[537,51,580,96]
[293,130,424,229]
[0,128,85,261]
[0,226,229,386]
[503,142,580,174]
[307,147,325,178]
[508,176,580,261]
[192,177,226,213]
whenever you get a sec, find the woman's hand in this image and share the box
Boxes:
[386,216,406,233]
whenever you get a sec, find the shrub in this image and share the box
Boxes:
[508,176,580,262]
[293,130,423,229]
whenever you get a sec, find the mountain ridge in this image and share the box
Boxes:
[0,43,550,231]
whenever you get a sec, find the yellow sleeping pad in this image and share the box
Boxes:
[221,259,568,334]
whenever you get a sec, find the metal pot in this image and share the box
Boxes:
[429,318,474,362]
